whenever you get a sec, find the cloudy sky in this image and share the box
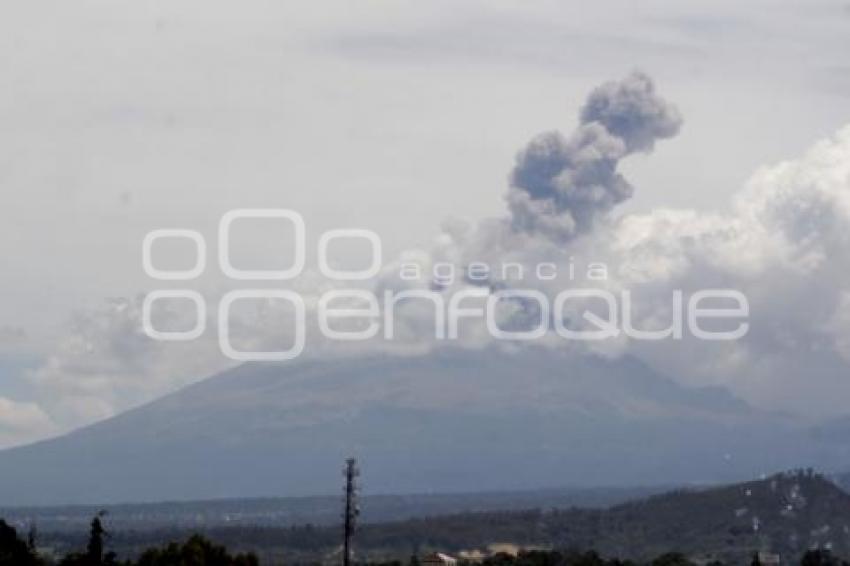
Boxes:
[2,0,850,448]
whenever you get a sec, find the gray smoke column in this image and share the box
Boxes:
[508,72,682,241]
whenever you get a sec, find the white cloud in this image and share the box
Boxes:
[0,397,57,449]
[27,297,231,431]
[594,125,850,414]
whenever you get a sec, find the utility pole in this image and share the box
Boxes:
[343,458,360,566]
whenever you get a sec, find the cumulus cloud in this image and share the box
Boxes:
[28,296,229,430]
[571,124,850,414]
[0,397,57,448]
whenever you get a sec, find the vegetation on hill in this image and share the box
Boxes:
[0,516,258,566]
[4,517,850,566]
[3,470,850,564]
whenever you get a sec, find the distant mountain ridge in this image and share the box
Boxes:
[0,484,669,534]
[0,347,849,505]
[342,471,850,563]
[345,470,850,563]
[583,470,850,561]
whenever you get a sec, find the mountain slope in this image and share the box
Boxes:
[0,347,846,505]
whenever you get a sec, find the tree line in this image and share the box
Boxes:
[0,515,257,566]
[2,514,848,566]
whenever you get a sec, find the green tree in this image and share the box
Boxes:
[800,549,843,566]
[651,553,695,566]
[87,514,106,564]
[0,519,44,566]
[135,534,258,566]
[59,512,119,566]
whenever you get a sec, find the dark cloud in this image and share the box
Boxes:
[580,71,682,152]
[508,72,682,241]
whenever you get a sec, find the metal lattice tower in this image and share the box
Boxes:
[342,458,360,566]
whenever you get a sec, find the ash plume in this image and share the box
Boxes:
[508,71,682,241]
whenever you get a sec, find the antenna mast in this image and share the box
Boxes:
[343,457,360,566]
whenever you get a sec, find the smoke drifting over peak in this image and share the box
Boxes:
[17,72,850,446]
[508,72,682,241]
